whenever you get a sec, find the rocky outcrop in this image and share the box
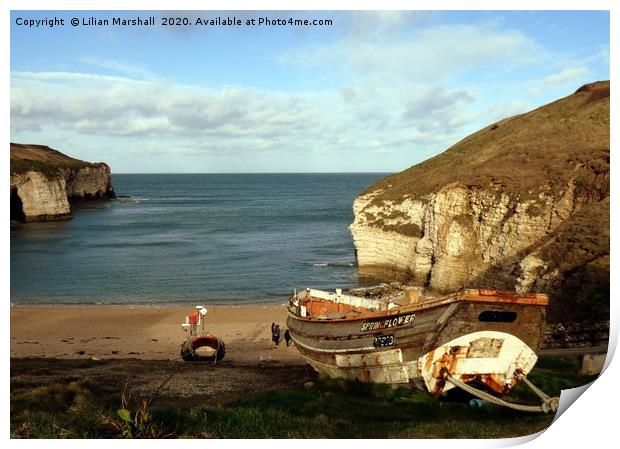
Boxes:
[62,163,115,201]
[543,321,609,350]
[350,81,609,323]
[10,143,115,222]
[10,171,71,220]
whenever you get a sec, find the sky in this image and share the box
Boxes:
[10,10,610,173]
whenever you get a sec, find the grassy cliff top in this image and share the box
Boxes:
[364,81,610,204]
[10,143,98,177]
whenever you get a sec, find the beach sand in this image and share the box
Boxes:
[10,304,304,365]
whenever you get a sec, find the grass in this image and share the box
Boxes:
[10,143,94,178]
[10,356,598,439]
[10,379,116,438]
[10,158,63,179]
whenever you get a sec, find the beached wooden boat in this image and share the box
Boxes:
[287,287,551,404]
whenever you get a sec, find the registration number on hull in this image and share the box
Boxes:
[373,334,394,347]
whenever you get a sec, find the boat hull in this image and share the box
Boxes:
[286,290,546,395]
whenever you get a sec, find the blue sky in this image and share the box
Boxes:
[10,10,610,173]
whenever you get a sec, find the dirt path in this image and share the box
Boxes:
[11,357,313,409]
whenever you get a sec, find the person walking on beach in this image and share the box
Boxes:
[271,322,281,345]
[273,323,281,345]
[284,329,291,347]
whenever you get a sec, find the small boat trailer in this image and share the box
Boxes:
[180,305,226,362]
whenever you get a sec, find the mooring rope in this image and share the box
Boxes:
[147,357,185,406]
[148,339,223,406]
[211,338,222,365]
[442,369,560,414]
[515,371,551,401]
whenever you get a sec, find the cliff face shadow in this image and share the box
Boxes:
[466,262,609,325]
[10,188,25,222]
[355,257,609,326]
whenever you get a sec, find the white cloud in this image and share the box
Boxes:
[12,67,474,172]
[401,86,476,132]
[593,45,610,66]
[336,11,434,39]
[543,67,590,86]
[280,22,540,81]
[81,57,156,80]
[10,71,347,152]
[527,66,592,97]
[10,15,608,173]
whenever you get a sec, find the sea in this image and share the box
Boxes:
[10,173,388,306]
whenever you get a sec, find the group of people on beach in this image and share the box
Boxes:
[271,322,291,346]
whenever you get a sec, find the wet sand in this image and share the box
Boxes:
[10,304,304,365]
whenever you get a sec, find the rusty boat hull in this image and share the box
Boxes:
[286,288,548,396]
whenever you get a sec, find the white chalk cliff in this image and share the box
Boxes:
[10,143,115,222]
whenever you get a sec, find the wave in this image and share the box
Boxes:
[312,261,355,268]
[88,240,184,248]
[114,196,150,204]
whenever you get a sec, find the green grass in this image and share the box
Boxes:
[166,382,549,438]
[10,379,116,438]
[10,356,598,439]
[10,143,93,179]
[10,158,63,179]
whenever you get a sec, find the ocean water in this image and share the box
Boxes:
[10,173,387,305]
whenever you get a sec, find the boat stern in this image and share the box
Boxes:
[418,330,538,396]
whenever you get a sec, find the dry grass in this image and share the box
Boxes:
[10,143,95,177]
[364,81,609,204]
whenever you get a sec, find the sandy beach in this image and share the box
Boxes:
[10,304,304,365]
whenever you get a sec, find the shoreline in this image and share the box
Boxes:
[10,299,290,309]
